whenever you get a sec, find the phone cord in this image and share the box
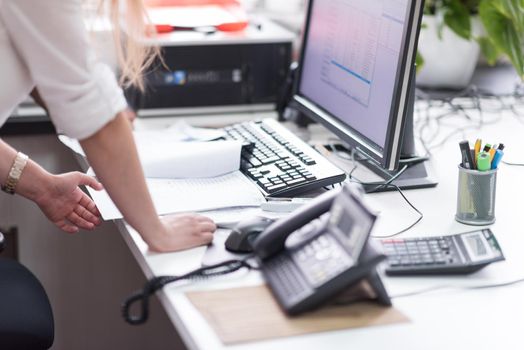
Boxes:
[122,258,255,325]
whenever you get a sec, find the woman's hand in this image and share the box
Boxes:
[146,214,217,252]
[34,172,104,233]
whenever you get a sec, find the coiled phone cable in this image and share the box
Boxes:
[122,257,257,325]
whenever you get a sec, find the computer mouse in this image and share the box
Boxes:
[224,216,275,253]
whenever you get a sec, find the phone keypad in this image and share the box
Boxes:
[265,254,310,300]
[293,235,353,288]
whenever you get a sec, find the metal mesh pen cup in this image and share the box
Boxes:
[455,165,497,225]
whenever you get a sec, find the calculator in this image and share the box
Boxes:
[380,229,505,275]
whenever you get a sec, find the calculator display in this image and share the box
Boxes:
[461,231,494,262]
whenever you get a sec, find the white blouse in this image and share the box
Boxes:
[0,0,127,140]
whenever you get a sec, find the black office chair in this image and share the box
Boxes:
[0,231,54,350]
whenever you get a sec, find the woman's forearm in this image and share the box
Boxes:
[79,110,164,247]
[0,139,50,201]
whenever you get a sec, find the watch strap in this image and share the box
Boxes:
[2,152,29,195]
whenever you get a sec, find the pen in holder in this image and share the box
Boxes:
[455,164,497,225]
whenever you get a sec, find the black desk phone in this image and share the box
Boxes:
[252,184,391,315]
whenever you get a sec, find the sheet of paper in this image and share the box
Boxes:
[58,121,226,157]
[134,139,242,178]
[59,127,238,178]
[87,170,265,220]
[167,120,226,141]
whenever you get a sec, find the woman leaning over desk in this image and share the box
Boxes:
[0,0,216,251]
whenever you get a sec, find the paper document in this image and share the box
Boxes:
[166,120,226,141]
[135,139,242,178]
[87,170,265,220]
[59,126,239,178]
[59,120,226,157]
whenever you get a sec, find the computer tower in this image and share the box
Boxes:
[126,18,294,116]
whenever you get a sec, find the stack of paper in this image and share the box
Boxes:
[59,122,265,220]
[88,170,265,220]
[59,121,240,178]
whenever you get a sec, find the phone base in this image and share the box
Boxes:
[261,241,391,316]
[332,271,391,307]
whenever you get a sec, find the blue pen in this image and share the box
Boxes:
[491,143,505,169]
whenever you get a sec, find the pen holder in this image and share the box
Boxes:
[455,165,497,225]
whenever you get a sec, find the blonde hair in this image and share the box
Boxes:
[105,0,160,91]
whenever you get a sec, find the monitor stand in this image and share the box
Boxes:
[335,70,438,193]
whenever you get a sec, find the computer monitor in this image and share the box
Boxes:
[293,0,437,190]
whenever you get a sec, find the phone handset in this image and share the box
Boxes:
[252,189,340,260]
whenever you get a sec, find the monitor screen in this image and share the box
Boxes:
[294,0,423,171]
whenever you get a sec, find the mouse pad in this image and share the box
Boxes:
[202,229,250,266]
[186,284,409,345]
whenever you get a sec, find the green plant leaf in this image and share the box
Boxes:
[477,37,500,65]
[479,0,524,78]
[500,0,524,34]
[415,51,425,73]
[443,0,472,39]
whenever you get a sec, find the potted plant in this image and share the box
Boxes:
[416,0,524,89]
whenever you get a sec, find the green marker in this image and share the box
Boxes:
[477,151,491,171]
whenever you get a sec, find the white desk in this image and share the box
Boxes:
[114,109,524,350]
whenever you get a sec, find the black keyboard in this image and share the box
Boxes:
[223,119,346,197]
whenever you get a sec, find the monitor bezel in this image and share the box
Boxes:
[293,0,424,171]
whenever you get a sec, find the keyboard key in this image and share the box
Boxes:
[261,156,280,164]
[257,178,270,186]
[286,178,307,186]
[266,184,287,192]
[389,259,401,267]
[249,158,262,167]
